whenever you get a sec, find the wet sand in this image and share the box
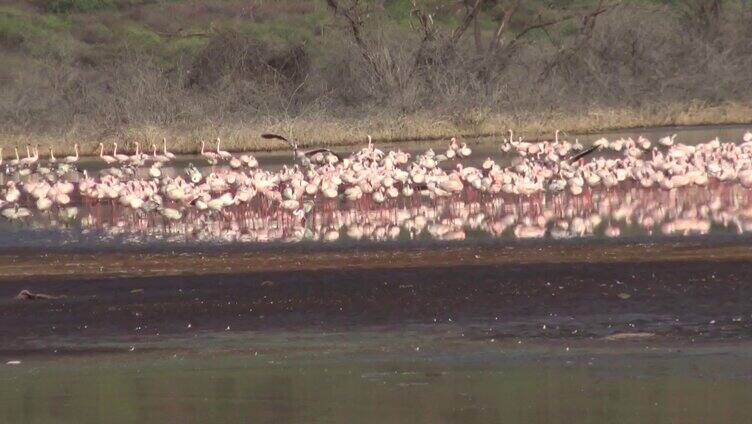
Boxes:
[1,238,752,280]
[2,240,752,355]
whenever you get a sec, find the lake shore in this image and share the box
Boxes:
[2,240,751,356]
[1,238,752,280]
[3,103,752,157]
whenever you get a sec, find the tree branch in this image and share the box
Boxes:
[325,0,385,82]
[450,0,484,43]
[489,0,520,52]
[410,1,436,41]
[473,8,483,53]
[154,29,210,38]
[499,1,614,55]
[537,1,615,82]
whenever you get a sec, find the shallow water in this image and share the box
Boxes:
[2,335,752,424]
[1,123,752,250]
[0,179,750,250]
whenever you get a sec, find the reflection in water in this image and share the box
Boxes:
[0,182,751,246]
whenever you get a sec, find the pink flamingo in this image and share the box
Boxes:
[100,143,117,165]
[63,144,79,164]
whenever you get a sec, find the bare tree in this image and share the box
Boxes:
[324,0,385,82]
[413,0,616,61]
[325,0,618,93]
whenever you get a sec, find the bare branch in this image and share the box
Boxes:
[537,1,616,82]
[473,5,483,53]
[411,1,436,41]
[450,0,484,43]
[489,0,520,52]
[153,30,210,38]
[325,0,385,82]
[499,1,614,54]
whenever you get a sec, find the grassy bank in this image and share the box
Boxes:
[1,0,751,155]
[3,102,752,155]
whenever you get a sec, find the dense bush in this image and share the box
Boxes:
[186,30,309,89]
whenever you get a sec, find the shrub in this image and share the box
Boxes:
[42,0,115,14]
[186,29,309,89]
[0,8,78,60]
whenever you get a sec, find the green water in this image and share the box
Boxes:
[2,333,752,424]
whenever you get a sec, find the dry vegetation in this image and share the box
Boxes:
[1,0,751,155]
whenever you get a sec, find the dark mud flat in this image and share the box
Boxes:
[1,241,752,354]
[1,238,752,280]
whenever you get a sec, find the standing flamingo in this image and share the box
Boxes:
[113,143,130,164]
[100,143,117,165]
[163,138,176,160]
[201,140,219,163]
[63,143,79,164]
[216,138,232,160]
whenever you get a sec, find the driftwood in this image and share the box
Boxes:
[15,290,63,301]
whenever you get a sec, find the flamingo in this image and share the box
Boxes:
[10,147,20,167]
[130,142,144,165]
[100,143,117,165]
[2,128,752,247]
[20,144,37,167]
[113,143,130,164]
[201,140,219,163]
[162,138,176,160]
[659,134,677,147]
[63,143,79,164]
[151,144,169,163]
[216,138,232,160]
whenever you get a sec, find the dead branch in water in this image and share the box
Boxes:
[15,290,63,301]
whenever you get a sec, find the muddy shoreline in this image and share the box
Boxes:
[2,248,751,355]
[1,238,752,280]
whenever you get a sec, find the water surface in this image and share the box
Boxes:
[3,124,752,423]
[2,336,752,424]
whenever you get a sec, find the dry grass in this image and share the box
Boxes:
[1,2,752,157]
[2,101,751,157]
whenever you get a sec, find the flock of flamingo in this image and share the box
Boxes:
[1,129,752,245]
